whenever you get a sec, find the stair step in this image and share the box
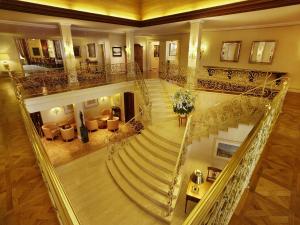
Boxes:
[147,127,182,148]
[128,141,174,172]
[128,140,174,184]
[114,153,172,209]
[119,148,174,196]
[141,130,180,154]
[106,160,172,223]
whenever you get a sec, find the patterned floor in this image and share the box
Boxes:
[0,77,59,225]
[229,92,300,225]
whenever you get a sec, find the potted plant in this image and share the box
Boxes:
[172,89,195,116]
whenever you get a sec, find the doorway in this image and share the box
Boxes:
[124,92,135,122]
[149,41,160,78]
[134,44,143,72]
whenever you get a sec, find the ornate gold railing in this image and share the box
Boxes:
[166,115,193,216]
[9,77,81,225]
[183,78,288,225]
[159,62,188,86]
[12,62,141,98]
[107,104,152,160]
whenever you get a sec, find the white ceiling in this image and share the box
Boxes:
[0,4,300,36]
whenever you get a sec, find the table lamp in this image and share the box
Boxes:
[190,169,204,184]
[0,53,10,71]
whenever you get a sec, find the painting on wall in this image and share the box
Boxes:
[169,42,177,56]
[154,45,159,57]
[214,139,240,160]
[87,43,96,58]
[73,46,81,57]
[32,47,41,56]
[64,104,74,114]
[112,47,122,57]
[84,99,99,108]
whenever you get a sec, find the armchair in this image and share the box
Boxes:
[42,123,60,140]
[60,127,75,142]
[85,119,98,132]
[107,117,119,132]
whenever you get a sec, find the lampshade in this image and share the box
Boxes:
[0,53,9,61]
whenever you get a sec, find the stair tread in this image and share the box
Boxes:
[127,140,174,183]
[128,141,174,172]
[147,126,182,147]
[114,154,170,208]
[119,148,173,194]
[141,130,180,153]
[135,135,178,159]
[106,160,171,223]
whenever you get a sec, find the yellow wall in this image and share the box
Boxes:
[20,0,141,20]
[140,0,245,20]
[200,25,300,92]
[0,34,22,74]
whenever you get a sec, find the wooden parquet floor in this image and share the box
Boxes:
[229,92,300,225]
[0,77,59,225]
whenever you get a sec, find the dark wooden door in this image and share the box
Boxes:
[40,40,49,58]
[134,44,143,72]
[30,111,43,136]
[124,92,135,122]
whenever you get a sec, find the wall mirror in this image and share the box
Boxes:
[249,41,276,64]
[220,41,241,62]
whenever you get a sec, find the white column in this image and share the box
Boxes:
[126,31,135,63]
[59,23,78,84]
[73,102,85,140]
[187,21,203,86]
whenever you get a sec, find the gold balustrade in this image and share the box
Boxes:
[10,77,81,225]
[183,79,288,225]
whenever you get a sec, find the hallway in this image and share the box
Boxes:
[0,77,59,225]
[229,92,300,225]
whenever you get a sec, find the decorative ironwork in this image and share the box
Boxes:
[12,63,142,98]
[183,79,289,225]
[159,61,188,86]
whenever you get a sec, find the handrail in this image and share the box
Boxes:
[10,76,81,225]
[183,80,288,225]
[166,115,193,216]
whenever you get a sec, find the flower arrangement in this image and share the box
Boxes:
[172,89,195,115]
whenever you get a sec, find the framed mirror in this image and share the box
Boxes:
[220,41,241,62]
[249,41,276,64]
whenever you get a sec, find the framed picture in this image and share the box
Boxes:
[64,104,74,114]
[32,47,41,56]
[154,45,159,57]
[214,139,240,160]
[112,47,122,57]
[73,46,81,57]
[87,43,96,58]
[84,99,99,108]
[169,42,177,56]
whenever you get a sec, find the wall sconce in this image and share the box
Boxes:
[200,43,207,58]
[0,53,10,71]
[51,107,61,115]
[125,47,131,57]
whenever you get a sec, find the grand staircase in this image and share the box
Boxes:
[106,78,268,223]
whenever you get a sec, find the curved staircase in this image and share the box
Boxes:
[106,78,267,223]
[106,122,185,222]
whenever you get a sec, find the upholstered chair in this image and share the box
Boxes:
[42,123,60,140]
[60,127,75,142]
[107,117,119,132]
[67,117,77,130]
[85,119,98,132]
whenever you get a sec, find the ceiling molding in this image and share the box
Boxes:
[203,21,300,32]
[1,0,300,27]
[0,19,58,28]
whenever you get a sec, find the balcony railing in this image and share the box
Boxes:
[183,78,288,225]
[11,63,140,98]
[10,76,81,225]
